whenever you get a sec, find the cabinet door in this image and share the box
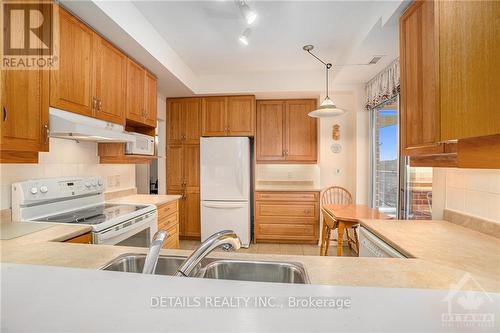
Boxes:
[284,100,317,162]
[167,144,184,189]
[182,190,200,238]
[183,98,202,144]
[126,59,145,123]
[201,97,227,136]
[166,189,184,235]
[50,8,94,117]
[183,144,200,189]
[256,101,285,161]
[167,99,184,144]
[93,37,126,125]
[227,96,255,136]
[1,69,49,153]
[144,72,157,127]
[399,0,441,156]
[438,0,500,141]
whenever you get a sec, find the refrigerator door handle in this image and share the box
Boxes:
[202,202,246,209]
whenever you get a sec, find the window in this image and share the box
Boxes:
[371,98,399,218]
[370,97,434,220]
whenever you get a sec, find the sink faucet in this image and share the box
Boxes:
[142,229,169,274]
[176,230,241,277]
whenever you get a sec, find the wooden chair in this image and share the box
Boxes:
[319,186,359,256]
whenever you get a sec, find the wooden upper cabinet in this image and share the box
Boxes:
[438,0,500,141]
[167,98,201,144]
[399,0,441,156]
[201,96,255,136]
[202,97,227,136]
[256,101,286,161]
[183,99,202,144]
[183,144,200,189]
[285,100,317,162]
[50,8,94,117]
[256,99,317,163]
[227,96,255,136]
[93,36,126,125]
[144,71,157,127]
[126,59,145,124]
[167,144,184,189]
[1,68,49,156]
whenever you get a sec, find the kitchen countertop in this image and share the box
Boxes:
[1,220,498,292]
[107,194,181,206]
[7,263,498,332]
[360,219,500,284]
[255,181,320,192]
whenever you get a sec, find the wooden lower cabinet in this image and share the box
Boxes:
[254,191,319,244]
[167,189,200,240]
[157,200,180,249]
[64,232,92,244]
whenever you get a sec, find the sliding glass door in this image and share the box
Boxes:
[370,97,434,220]
[370,98,399,218]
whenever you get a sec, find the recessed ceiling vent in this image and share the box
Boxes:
[368,56,383,65]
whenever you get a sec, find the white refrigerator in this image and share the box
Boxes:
[200,137,250,247]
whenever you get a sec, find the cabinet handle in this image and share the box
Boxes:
[44,124,49,144]
[2,106,6,121]
[98,100,102,112]
[92,97,98,112]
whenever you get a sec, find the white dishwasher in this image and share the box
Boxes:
[358,226,406,258]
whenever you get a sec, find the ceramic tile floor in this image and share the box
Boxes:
[179,240,357,257]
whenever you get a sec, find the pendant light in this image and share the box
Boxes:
[303,45,346,117]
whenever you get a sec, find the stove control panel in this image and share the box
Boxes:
[12,177,105,204]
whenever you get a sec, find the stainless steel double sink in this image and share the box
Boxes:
[101,254,310,284]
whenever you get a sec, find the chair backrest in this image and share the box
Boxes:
[321,186,353,207]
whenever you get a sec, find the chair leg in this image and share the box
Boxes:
[324,226,331,256]
[320,221,327,256]
[352,227,360,256]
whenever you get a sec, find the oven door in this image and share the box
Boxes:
[94,211,158,247]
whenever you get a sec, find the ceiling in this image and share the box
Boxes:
[63,0,407,97]
[133,0,403,84]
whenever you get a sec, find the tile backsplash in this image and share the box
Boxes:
[444,168,500,222]
[0,138,135,210]
[255,164,320,187]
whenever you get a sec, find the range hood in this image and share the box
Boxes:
[49,108,136,143]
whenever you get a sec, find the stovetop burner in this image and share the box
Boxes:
[33,203,148,225]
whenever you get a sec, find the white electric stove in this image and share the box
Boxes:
[11,177,157,247]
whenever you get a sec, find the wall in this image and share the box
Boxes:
[0,138,135,210]
[319,87,370,204]
[432,168,500,223]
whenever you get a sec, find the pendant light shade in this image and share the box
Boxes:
[308,96,346,118]
[303,45,346,118]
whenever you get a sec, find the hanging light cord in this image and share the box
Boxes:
[305,49,332,99]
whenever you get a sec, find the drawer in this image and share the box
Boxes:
[164,235,179,249]
[157,200,178,219]
[255,191,319,202]
[158,211,179,230]
[256,223,318,241]
[255,201,318,220]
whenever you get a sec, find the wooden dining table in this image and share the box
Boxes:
[322,204,391,256]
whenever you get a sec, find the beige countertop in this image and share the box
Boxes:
[1,220,498,292]
[107,194,181,206]
[360,219,500,285]
[255,186,321,192]
[255,181,320,192]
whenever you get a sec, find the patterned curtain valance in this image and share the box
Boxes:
[365,58,400,110]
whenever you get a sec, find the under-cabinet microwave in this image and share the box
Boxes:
[125,132,155,156]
